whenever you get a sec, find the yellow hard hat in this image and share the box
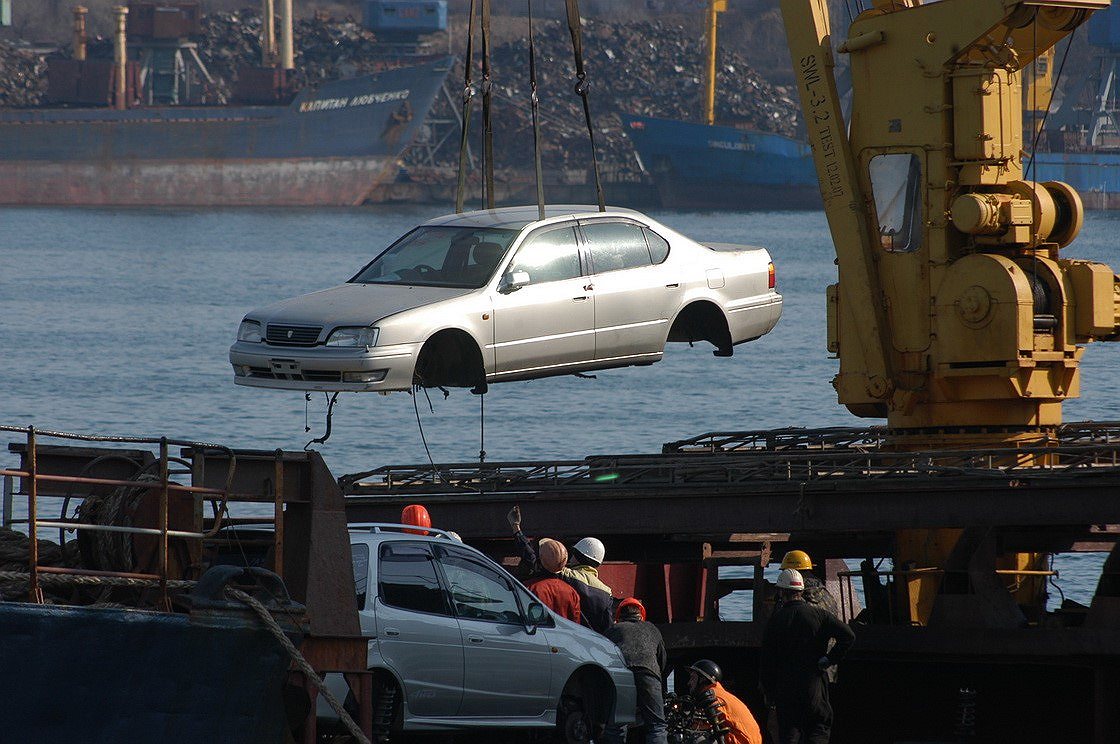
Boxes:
[780,549,813,571]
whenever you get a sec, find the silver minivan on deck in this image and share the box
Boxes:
[327,525,636,740]
[229,205,782,393]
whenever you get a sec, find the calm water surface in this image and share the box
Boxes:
[4,206,1119,609]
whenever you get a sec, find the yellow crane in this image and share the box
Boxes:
[778,0,1120,623]
[704,0,728,126]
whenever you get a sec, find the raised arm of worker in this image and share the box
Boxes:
[508,506,540,566]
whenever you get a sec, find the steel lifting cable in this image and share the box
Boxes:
[563,0,606,211]
[481,0,496,209]
[454,0,478,213]
[527,0,545,220]
[1026,27,1075,181]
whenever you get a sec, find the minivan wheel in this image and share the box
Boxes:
[557,694,592,744]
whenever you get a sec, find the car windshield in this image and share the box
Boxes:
[350,225,520,288]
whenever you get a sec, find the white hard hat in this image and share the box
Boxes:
[776,568,805,591]
[445,531,462,542]
[572,537,606,566]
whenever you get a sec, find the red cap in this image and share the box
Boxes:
[615,597,647,622]
[401,504,431,535]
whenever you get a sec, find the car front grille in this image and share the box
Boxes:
[247,367,342,383]
[266,324,322,346]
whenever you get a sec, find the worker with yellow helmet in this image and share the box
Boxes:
[779,550,840,618]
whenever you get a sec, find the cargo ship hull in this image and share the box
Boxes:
[1029,151,1120,210]
[622,114,819,210]
[0,57,451,206]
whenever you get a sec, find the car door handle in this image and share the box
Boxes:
[666,283,680,288]
[468,636,484,644]
[573,295,589,302]
[384,628,400,637]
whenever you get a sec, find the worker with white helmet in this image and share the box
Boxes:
[507,506,615,633]
[760,569,855,744]
[779,550,840,618]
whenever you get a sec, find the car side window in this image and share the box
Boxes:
[643,228,670,264]
[352,543,370,610]
[506,226,582,285]
[437,549,524,624]
[378,542,451,616]
[581,222,653,274]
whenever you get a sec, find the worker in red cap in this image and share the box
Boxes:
[401,504,431,535]
[524,538,580,623]
[603,598,667,744]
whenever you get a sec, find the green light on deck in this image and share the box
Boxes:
[593,472,621,483]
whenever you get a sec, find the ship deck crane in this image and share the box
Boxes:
[778,0,1120,623]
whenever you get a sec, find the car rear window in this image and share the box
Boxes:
[378,542,451,615]
[643,228,670,264]
[581,222,653,273]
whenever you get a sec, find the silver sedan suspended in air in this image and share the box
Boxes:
[229,205,782,393]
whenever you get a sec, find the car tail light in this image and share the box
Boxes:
[768,261,776,289]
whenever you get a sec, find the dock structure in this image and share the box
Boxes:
[342,423,1120,743]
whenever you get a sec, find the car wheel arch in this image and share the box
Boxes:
[557,664,617,742]
[412,328,487,392]
[666,299,733,356]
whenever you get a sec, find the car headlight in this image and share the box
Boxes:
[237,320,262,343]
[326,327,379,348]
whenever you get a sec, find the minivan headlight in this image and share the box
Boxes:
[326,327,379,348]
[237,319,262,343]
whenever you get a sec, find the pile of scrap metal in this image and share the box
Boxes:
[0,426,372,744]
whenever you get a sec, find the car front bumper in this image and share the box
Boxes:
[229,340,421,392]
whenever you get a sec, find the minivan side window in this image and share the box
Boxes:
[353,543,370,610]
[581,222,653,273]
[378,542,451,616]
[507,226,582,285]
[437,549,523,624]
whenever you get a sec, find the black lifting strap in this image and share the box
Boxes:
[564,0,605,212]
[527,0,545,220]
[480,0,496,210]
[455,0,478,214]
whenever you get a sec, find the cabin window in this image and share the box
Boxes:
[869,153,922,253]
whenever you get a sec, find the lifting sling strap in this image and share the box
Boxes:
[454,0,477,213]
[528,0,545,219]
[563,0,605,212]
[480,0,495,209]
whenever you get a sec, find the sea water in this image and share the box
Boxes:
[4,205,1120,610]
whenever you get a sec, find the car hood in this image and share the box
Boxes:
[248,283,475,327]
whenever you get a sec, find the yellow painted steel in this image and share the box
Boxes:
[704,0,727,126]
[779,0,1119,624]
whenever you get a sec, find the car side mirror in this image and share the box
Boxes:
[500,270,531,293]
[525,601,549,632]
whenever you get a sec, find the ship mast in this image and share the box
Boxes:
[703,0,726,126]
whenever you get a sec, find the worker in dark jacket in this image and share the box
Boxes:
[603,598,667,744]
[524,537,581,623]
[778,550,841,617]
[760,569,855,744]
[507,506,615,633]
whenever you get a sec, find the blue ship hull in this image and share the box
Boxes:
[0,57,451,206]
[1029,151,1120,209]
[622,115,818,210]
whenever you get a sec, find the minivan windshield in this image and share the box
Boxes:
[350,225,520,288]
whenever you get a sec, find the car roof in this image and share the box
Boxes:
[422,204,647,230]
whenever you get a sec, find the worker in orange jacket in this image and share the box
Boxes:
[687,660,763,744]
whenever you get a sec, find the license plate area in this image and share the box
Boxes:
[269,358,302,378]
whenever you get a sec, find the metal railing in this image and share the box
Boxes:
[0,425,248,604]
